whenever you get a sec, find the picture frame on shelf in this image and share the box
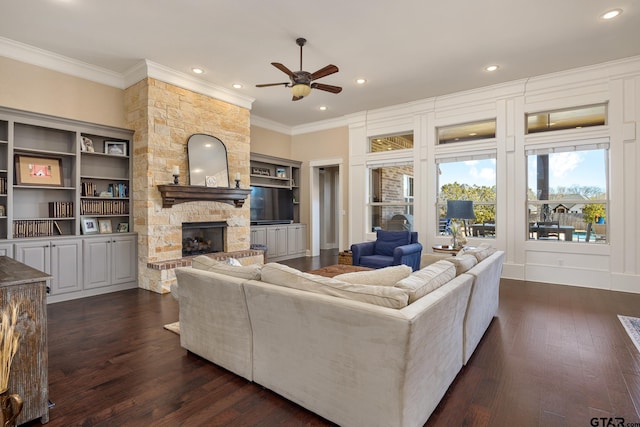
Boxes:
[105,141,127,156]
[98,219,112,234]
[251,166,270,176]
[116,222,129,233]
[81,217,99,235]
[15,154,64,187]
[81,136,94,152]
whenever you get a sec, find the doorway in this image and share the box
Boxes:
[309,159,343,257]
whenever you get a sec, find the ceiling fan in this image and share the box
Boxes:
[256,37,342,101]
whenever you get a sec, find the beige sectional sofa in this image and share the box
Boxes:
[173,246,504,427]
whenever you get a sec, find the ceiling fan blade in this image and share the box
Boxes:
[311,82,343,94]
[292,95,304,101]
[310,64,339,81]
[271,62,295,78]
[256,82,289,88]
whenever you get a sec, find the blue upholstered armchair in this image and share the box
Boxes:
[351,230,423,271]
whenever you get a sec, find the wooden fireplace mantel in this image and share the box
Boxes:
[157,185,251,208]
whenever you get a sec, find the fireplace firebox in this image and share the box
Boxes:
[182,221,227,257]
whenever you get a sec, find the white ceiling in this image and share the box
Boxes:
[2,0,639,128]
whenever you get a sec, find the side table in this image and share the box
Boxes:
[432,245,461,255]
[338,250,352,265]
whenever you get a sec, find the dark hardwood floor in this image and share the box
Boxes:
[24,250,640,426]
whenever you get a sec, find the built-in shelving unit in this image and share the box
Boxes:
[250,152,302,223]
[250,153,305,260]
[0,106,137,303]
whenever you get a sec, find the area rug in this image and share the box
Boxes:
[618,315,640,353]
[163,321,180,335]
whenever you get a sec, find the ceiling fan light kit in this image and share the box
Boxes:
[291,83,312,97]
[256,37,342,101]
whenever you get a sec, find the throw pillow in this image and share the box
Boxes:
[191,255,262,280]
[260,263,409,309]
[447,254,478,275]
[464,244,496,262]
[375,230,411,257]
[394,260,456,303]
[334,264,412,286]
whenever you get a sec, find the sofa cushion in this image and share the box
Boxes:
[420,253,453,269]
[191,255,262,280]
[375,230,410,256]
[394,260,456,303]
[334,264,412,286]
[448,254,478,275]
[260,263,409,309]
[463,244,496,262]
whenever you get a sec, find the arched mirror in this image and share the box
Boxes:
[187,134,229,187]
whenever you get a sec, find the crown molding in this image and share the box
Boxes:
[125,60,255,110]
[291,115,350,135]
[250,115,293,135]
[0,36,125,88]
[0,37,255,111]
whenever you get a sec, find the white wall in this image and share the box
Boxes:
[348,56,640,293]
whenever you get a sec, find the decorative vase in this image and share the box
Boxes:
[451,234,458,249]
[0,391,23,427]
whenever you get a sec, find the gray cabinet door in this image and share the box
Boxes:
[14,240,51,275]
[111,235,136,285]
[267,226,288,258]
[83,236,111,289]
[50,239,82,294]
[250,226,267,246]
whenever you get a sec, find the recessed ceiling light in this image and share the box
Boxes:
[601,9,622,20]
[232,83,243,89]
[319,106,327,111]
[192,68,204,74]
[485,65,499,72]
[356,78,367,85]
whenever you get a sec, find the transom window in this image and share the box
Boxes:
[526,140,608,243]
[437,119,496,145]
[526,104,607,134]
[368,133,413,153]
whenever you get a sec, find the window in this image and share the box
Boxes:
[526,104,607,134]
[368,133,413,153]
[526,141,608,243]
[368,163,414,231]
[436,155,496,238]
[437,119,496,144]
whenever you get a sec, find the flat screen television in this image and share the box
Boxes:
[250,186,294,225]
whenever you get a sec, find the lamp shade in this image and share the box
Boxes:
[291,84,311,97]
[446,200,476,220]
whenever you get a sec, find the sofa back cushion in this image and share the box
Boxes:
[447,254,478,275]
[375,230,411,256]
[191,255,262,280]
[394,260,456,303]
[260,263,409,309]
[333,264,412,286]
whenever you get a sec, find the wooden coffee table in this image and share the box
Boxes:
[307,264,373,278]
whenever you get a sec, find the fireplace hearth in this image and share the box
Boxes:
[182,221,227,257]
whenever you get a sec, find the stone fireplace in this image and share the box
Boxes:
[182,221,226,257]
[124,77,259,293]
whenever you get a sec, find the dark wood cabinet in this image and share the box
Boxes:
[0,256,49,424]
